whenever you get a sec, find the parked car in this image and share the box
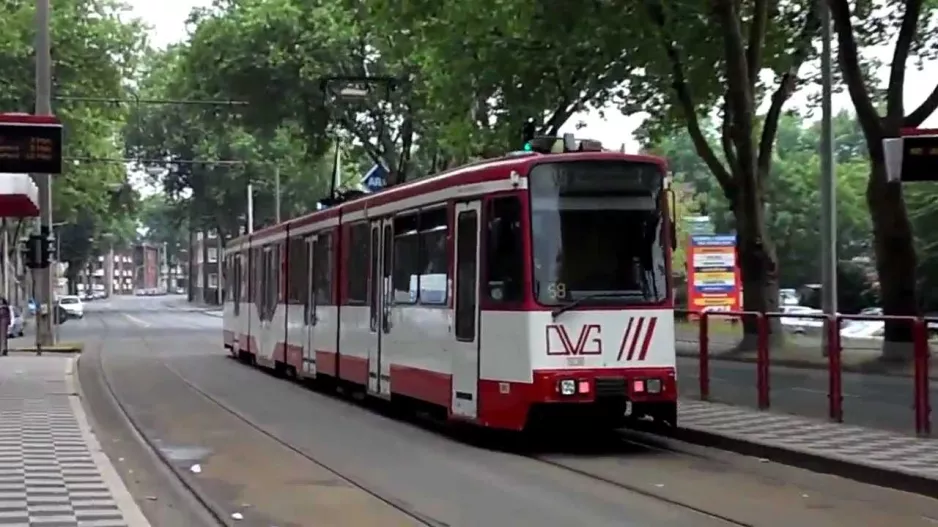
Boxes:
[7,306,25,338]
[57,295,84,319]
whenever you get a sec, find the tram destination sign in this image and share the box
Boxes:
[0,117,63,175]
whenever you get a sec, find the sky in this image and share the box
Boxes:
[128,0,938,162]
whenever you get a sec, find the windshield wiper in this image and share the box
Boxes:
[551,293,635,319]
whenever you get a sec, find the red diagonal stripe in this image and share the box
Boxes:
[638,317,657,361]
[617,318,635,361]
[626,317,646,361]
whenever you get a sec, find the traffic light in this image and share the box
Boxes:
[22,235,43,269]
[521,118,536,149]
[41,232,56,265]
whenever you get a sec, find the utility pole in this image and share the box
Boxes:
[819,0,837,353]
[33,0,54,347]
[274,166,281,223]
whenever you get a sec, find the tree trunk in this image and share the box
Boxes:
[730,183,783,353]
[867,160,919,362]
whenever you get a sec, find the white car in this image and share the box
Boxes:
[57,295,84,319]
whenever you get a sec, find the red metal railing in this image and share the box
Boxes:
[676,310,932,436]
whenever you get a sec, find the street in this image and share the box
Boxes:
[65,296,938,527]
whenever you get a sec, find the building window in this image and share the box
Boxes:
[208,247,218,263]
[208,273,218,288]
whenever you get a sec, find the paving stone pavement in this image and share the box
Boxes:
[0,355,148,527]
[679,398,938,480]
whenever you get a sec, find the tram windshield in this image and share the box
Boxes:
[529,160,668,306]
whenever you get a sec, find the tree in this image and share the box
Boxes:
[128,41,339,238]
[828,0,938,359]
[652,110,876,311]
[1,0,146,293]
[367,0,640,170]
[629,0,822,343]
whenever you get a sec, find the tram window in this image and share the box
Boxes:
[418,207,448,306]
[393,213,420,303]
[314,232,334,304]
[369,226,380,330]
[253,248,264,311]
[485,196,524,303]
[244,249,252,304]
[346,223,369,304]
[455,210,479,341]
[287,235,308,305]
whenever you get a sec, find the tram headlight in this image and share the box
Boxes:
[558,379,576,396]
[646,378,662,394]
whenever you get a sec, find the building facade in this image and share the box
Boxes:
[188,230,222,305]
[79,243,187,296]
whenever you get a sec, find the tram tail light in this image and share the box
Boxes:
[632,380,645,393]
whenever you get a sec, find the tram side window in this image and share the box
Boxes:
[253,248,264,312]
[418,207,448,306]
[392,213,420,303]
[287,235,308,305]
[314,232,334,304]
[455,210,479,341]
[346,223,369,304]
[485,196,524,303]
[244,249,252,304]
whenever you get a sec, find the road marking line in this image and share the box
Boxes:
[123,314,151,328]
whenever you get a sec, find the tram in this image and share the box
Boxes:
[222,135,678,431]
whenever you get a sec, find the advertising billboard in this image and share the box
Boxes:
[687,234,741,313]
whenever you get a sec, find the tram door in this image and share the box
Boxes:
[451,201,482,419]
[367,219,394,397]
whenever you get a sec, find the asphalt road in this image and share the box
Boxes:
[68,296,938,527]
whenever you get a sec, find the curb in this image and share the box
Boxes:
[68,356,152,527]
[663,425,938,499]
[8,345,83,354]
[674,350,933,380]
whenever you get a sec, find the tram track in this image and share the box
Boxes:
[91,315,446,527]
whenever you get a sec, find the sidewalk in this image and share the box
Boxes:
[0,354,149,527]
[677,398,938,489]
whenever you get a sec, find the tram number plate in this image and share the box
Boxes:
[566,357,585,367]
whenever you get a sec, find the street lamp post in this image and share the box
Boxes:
[818,0,838,354]
[318,75,401,201]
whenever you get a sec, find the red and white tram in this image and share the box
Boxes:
[222,138,678,431]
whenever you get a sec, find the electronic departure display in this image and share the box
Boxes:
[0,122,63,174]
[901,134,938,182]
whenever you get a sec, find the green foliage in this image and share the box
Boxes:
[127,42,336,237]
[826,0,938,343]
[0,0,146,277]
[653,111,872,288]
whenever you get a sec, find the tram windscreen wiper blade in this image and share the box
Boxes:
[550,293,629,319]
